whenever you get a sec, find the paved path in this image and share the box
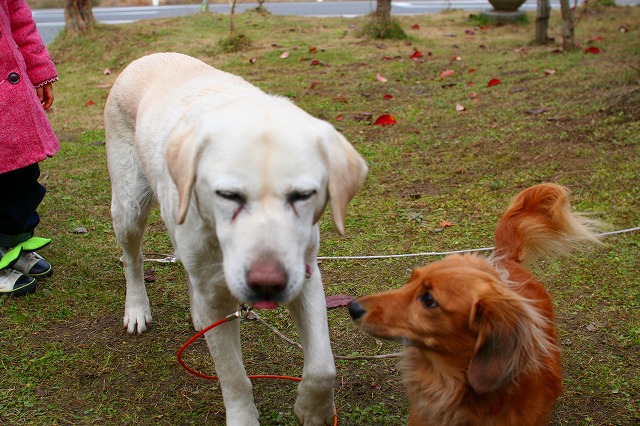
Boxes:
[34,0,638,44]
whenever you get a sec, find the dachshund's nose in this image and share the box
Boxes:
[347,300,366,320]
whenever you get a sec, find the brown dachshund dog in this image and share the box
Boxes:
[348,183,603,425]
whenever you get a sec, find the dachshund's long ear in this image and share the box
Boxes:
[467,289,548,394]
[165,124,203,224]
[323,130,368,236]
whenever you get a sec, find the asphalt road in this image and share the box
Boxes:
[34,0,636,45]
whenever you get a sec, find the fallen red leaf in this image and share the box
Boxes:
[455,103,465,112]
[383,93,393,100]
[310,80,321,89]
[440,220,454,228]
[411,24,420,30]
[248,57,257,64]
[584,46,601,54]
[336,114,343,121]
[487,78,501,87]
[374,114,397,126]
[309,46,318,53]
[465,29,475,35]
[467,68,477,74]
[376,73,388,82]
[410,49,423,59]
[325,294,354,309]
[310,59,322,66]
[85,100,95,106]
[333,95,349,103]
[440,69,455,78]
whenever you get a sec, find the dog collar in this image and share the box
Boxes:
[305,263,312,279]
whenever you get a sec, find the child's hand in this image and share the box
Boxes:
[36,83,54,110]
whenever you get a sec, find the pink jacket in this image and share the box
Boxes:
[0,0,59,174]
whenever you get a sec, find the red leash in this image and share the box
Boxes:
[177,305,338,425]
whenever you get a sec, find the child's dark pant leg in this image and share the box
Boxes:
[0,163,46,247]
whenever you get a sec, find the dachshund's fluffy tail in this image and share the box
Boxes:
[494,183,604,268]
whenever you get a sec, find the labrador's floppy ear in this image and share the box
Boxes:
[323,129,368,236]
[165,124,203,224]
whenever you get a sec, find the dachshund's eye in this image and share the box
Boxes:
[216,190,246,204]
[420,292,438,308]
[288,190,316,204]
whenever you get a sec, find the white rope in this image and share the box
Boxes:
[596,226,640,237]
[318,246,494,261]
[335,352,401,360]
[141,226,639,263]
[316,226,640,261]
[249,311,302,350]
[250,310,401,360]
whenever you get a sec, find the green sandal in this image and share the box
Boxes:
[0,237,52,278]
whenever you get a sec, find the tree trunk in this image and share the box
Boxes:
[535,0,550,44]
[64,0,95,35]
[375,0,392,24]
[229,0,237,34]
[559,0,576,50]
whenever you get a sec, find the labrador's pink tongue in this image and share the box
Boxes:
[252,301,279,310]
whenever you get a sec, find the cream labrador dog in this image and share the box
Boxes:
[103,52,367,425]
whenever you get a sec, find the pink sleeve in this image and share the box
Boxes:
[7,0,58,86]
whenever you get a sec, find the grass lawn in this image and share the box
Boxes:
[1,4,639,425]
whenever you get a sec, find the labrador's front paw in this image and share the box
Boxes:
[123,301,152,334]
[294,379,335,426]
[225,403,260,426]
[294,404,335,426]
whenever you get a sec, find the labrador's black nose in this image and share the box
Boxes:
[347,300,366,320]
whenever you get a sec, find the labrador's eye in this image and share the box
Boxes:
[216,190,246,204]
[420,292,438,308]
[288,190,316,204]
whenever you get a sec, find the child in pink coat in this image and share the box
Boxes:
[0,0,60,296]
